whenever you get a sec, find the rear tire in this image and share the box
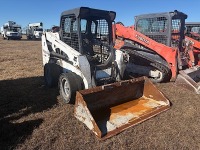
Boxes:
[44,63,61,87]
[59,72,84,104]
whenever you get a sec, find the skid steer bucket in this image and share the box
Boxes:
[74,76,170,139]
[175,66,200,94]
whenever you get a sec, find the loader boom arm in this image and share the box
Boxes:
[42,32,92,89]
[115,24,178,80]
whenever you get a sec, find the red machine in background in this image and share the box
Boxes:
[114,10,200,93]
[185,22,200,65]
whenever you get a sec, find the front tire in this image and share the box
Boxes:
[59,72,84,104]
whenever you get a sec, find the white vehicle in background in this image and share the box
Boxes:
[1,21,22,40]
[26,22,43,40]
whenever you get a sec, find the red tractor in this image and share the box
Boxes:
[185,22,200,65]
[114,10,200,93]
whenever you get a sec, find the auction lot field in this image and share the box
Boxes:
[0,36,200,150]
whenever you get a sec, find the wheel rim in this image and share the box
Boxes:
[152,70,163,82]
[62,78,70,99]
[155,71,163,81]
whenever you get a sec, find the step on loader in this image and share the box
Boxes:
[114,10,200,94]
[41,7,170,139]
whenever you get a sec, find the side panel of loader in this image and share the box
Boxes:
[74,77,170,139]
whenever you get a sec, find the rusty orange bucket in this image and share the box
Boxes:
[74,76,170,139]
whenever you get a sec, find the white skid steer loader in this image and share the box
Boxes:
[41,7,170,139]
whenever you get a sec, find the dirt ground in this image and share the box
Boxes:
[0,36,200,150]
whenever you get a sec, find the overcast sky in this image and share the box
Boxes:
[0,0,200,29]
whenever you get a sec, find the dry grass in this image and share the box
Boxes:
[0,36,200,150]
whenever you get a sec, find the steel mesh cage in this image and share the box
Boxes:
[61,15,79,51]
[81,19,110,64]
[185,23,200,41]
[171,19,181,47]
[136,17,168,46]
[92,19,110,64]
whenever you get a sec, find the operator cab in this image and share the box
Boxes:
[135,10,187,49]
[59,7,117,85]
[185,22,200,41]
[60,7,116,68]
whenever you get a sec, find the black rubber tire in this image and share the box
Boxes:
[59,72,84,104]
[44,63,61,88]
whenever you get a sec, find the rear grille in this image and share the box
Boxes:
[10,33,18,36]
